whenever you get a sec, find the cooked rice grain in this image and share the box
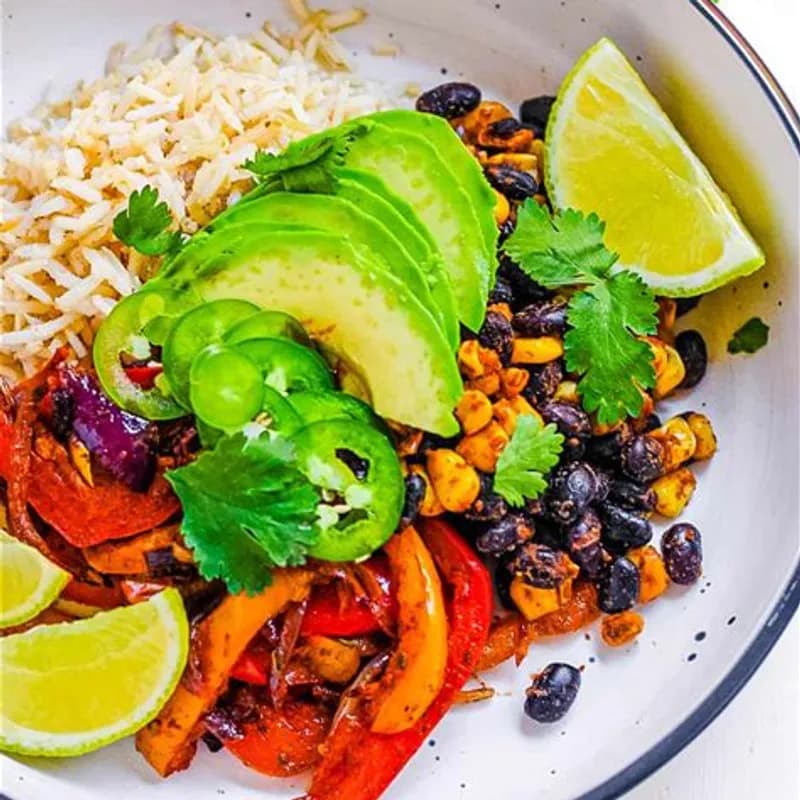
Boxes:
[1,16,398,380]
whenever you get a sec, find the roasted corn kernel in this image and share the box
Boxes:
[511,336,564,365]
[467,372,502,396]
[478,119,534,152]
[493,190,510,225]
[304,636,361,684]
[500,367,530,398]
[408,464,445,516]
[554,380,579,404]
[652,416,697,471]
[651,467,697,518]
[529,138,545,161]
[654,345,686,399]
[396,429,424,458]
[600,611,645,647]
[644,336,669,377]
[493,397,542,436]
[510,576,574,622]
[68,435,94,487]
[458,339,485,379]
[628,545,670,603]
[684,412,717,460]
[456,420,510,472]
[486,151,538,172]
[455,390,493,435]
[426,449,481,513]
[657,297,677,341]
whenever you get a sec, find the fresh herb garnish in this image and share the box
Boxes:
[728,316,769,354]
[493,414,564,506]
[112,186,183,256]
[504,202,659,424]
[243,122,373,193]
[166,432,319,595]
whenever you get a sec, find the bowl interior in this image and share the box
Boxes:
[2,1,798,799]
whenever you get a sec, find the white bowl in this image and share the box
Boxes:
[2,1,798,799]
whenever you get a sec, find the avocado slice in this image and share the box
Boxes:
[336,121,493,330]
[205,192,456,349]
[368,110,499,274]
[155,227,462,435]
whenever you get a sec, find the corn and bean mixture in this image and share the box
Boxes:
[399,84,716,667]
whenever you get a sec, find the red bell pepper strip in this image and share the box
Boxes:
[230,650,270,685]
[303,519,493,800]
[124,365,163,391]
[300,557,396,638]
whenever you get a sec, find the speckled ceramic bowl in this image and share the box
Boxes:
[2,1,798,798]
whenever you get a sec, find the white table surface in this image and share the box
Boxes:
[627,1,800,798]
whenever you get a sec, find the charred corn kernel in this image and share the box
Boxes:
[304,636,361,684]
[511,336,563,365]
[409,464,445,517]
[601,611,645,647]
[478,344,502,373]
[487,302,513,321]
[554,380,579,404]
[628,545,670,603]
[458,339,485,379]
[592,418,625,436]
[652,416,697,471]
[486,151,538,172]
[510,576,574,622]
[462,100,514,142]
[685,412,717,460]
[651,467,697,517]
[657,297,677,341]
[534,193,548,206]
[493,397,542,436]
[500,367,530,398]
[68,435,94,487]
[509,394,540,417]
[426,449,481,513]
[529,138,545,161]
[455,390,493,435]
[479,125,534,152]
[467,372,501,396]
[644,336,669,377]
[654,345,686,399]
[635,389,655,425]
[493,190,510,225]
[456,420,510,472]
[397,429,424,458]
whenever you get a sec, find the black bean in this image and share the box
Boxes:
[524,662,581,723]
[599,502,653,551]
[485,117,524,140]
[475,513,533,557]
[466,472,509,522]
[494,560,516,610]
[524,361,563,406]
[639,413,663,433]
[49,388,75,441]
[478,310,514,364]
[566,509,607,579]
[532,516,566,550]
[399,473,426,530]
[519,95,556,139]
[675,296,701,317]
[202,731,225,753]
[497,253,551,308]
[675,330,708,389]
[541,402,592,461]
[593,470,611,503]
[597,556,640,613]
[607,479,657,513]
[416,82,481,118]
[497,216,517,244]
[661,523,703,585]
[545,461,599,525]
[484,164,539,201]
[620,434,665,482]
[505,542,575,589]
[512,299,568,337]
[584,424,632,470]
[488,275,515,305]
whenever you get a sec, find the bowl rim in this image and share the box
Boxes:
[579,2,799,798]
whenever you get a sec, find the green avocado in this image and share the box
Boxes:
[154,226,462,435]
[205,191,456,349]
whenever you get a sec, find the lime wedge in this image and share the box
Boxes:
[546,38,764,296]
[0,530,70,628]
[0,588,188,756]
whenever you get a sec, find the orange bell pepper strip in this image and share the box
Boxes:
[304,519,493,800]
[370,525,448,734]
[135,569,312,777]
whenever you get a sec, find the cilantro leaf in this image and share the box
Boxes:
[503,201,618,287]
[501,201,659,425]
[243,121,373,194]
[166,432,319,595]
[565,272,658,424]
[112,186,183,256]
[728,316,769,354]
[493,414,564,506]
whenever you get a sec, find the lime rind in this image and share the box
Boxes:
[545,37,765,297]
[0,533,71,629]
[0,588,189,757]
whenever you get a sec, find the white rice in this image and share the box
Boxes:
[0,9,401,381]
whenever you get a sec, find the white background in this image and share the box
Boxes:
[629,2,800,798]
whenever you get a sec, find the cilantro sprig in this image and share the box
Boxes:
[112,186,183,256]
[166,432,319,595]
[493,414,564,506]
[504,202,659,424]
[728,316,769,354]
